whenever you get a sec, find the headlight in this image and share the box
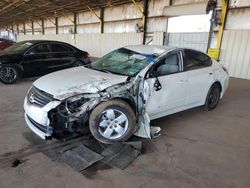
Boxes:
[62,93,101,115]
[65,96,90,114]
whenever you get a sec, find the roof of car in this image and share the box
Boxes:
[19,40,69,44]
[124,45,178,56]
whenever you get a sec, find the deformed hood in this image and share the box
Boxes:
[33,66,128,100]
[0,51,21,63]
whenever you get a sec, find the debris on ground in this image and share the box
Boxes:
[60,145,103,171]
[150,126,161,139]
[100,142,141,170]
[44,139,142,171]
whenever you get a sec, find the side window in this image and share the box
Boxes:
[28,44,50,54]
[156,53,180,76]
[183,49,212,71]
[50,44,73,53]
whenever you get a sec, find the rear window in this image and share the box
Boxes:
[28,44,50,54]
[183,49,212,70]
[50,44,74,53]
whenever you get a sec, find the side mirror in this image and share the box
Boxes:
[154,77,162,91]
[24,51,34,56]
[150,71,162,91]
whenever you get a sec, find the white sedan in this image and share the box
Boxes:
[23,45,229,144]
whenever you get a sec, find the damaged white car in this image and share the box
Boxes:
[24,45,229,144]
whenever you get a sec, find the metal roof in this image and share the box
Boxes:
[0,0,133,27]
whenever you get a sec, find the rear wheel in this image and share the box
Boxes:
[89,99,136,144]
[204,84,221,111]
[0,65,19,84]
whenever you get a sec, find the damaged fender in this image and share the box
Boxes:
[48,75,153,139]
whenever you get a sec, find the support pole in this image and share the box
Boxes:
[131,0,146,44]
[73,13,77,34]
[55,17,58,34]
[11,24,14,39]
[208,0,229,60]
[100,8,104,34]
[23,23,26,35]
[17,24,19,35]
[31,21,34,35]
[87,6,104,33]
[143,0,149,44]
[216,0,228,50]
[41,19,45,35]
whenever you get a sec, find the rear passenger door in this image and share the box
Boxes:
[183,49,215,107]
[48,43,76,71]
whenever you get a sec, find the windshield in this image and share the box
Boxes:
[91,48,157,76]
[3,41,34,52]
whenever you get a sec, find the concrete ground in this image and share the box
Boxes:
[0,77,249,188]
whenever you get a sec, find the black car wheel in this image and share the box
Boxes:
[0,65,19,84]
[89,99,136,144]
[204,84,221,111]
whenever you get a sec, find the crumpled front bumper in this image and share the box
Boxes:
[23,97,61,139]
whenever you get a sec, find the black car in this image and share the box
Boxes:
[0,40,90,84]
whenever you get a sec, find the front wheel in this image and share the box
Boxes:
[0,65,20,84]
[89,99,136,144]
[203,84,221,111]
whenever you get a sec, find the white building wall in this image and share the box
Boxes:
[17,34,75,45]
[7,0,250,80]
[152,32,165,45]
[17,32,143,57]
[166,32,209,53]
[37,0,168,34]
[220,30,250,80]
[225,8,250,30]
[77,23,100,34]
[219,6,250,80]
[13,0,170,58]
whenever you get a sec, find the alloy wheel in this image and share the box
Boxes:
[208,87,220,109]
[0,67,17,83]
[98,109,129,140]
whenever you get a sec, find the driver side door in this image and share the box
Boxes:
[23,43,52,76]
[145,51,188,120]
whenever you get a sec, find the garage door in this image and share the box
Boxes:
[164,32,209,53]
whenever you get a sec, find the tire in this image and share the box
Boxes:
[89,99,136,144]
[203,84,221,111]
[73,60,83,67]
[0,65,20,84]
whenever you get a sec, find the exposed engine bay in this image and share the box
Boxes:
[46,76,152,140]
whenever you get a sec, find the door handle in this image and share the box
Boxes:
[209,72,213,75]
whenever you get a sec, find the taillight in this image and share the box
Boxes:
[222,66,229,74]
[83,52,90,58]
